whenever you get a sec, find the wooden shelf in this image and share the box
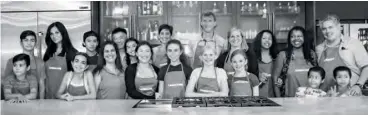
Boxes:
[172,14,199,17]
[239,13,264,17]
[104,15,130,19]
[274,12,300,16]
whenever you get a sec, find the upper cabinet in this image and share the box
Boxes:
[98,1,308,44]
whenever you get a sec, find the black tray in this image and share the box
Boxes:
[172,97,206,108]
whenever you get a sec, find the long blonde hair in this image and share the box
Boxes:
[227,27,249,51]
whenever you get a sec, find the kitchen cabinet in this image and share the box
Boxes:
[98,1,308,45]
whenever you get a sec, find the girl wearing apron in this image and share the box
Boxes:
[83,31,100,72]
[158,39,193,99]
[192,12,226,69]
[3,30,46,99]
[228,49,260,96]
[216,27,259,77]
[125,41,160,99]
[153,24,174,68]
[252,30,279,97]
[122,38,139,70]
[273,26,317,97]
[43,22,77,99]
[185,46,229,97]
[94,41,126,99]
[56,53,96,101]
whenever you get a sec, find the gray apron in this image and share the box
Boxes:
[195,68,220,93]
[229,74,253,96]
[135,66,158,96]
[285,56,313,97]
[162,64,186,99]
[258,60,275,97]
[45,55,68,99]
[153,45,168,68]
[66,72,87,96]
[97,68,126,99]
[223,52,235,76]
[319,46,347,92]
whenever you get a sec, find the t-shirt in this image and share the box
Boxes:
[87,53,99,65]
[158,64,193,81]
[2,74,38,95]
[295,87,327,98]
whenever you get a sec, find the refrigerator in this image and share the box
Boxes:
[1,1,92,77]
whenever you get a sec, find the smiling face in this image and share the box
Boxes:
[261,32,273,49]
[321,20,341,42]
[229,30,243,48]
[201,16,216,32]
[290,30,304,48]
[13,60,30,77]
[335,71,350,88]
[136,45,152,63]
[50,26,62,44]
[166,43,182,63]
[200,48,217,66]
[103,44,117,63]
[231,54,248,72]
[85,36,98,52]
[71,55,88,73]
[159,29,171,44]
[21,35,36,51]
[126,41,137,57]
[308,71,323,89]
[112,32,127,49]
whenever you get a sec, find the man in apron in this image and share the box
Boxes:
[189,12,227,69]
[316,14,368,95]
[2,30,46,99]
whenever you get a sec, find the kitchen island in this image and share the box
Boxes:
[2,97,368,115]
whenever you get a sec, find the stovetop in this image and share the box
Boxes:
[133,96,280,108]
[172,96,280,108]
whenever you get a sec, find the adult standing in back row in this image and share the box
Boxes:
[316,14,368,95]
[189,12,227,69]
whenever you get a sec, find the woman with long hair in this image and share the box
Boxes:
[93,41,126,99]
[122,37,139,70]
[252,30,279,97]
[273,26,318,97]
[43,22,78,99]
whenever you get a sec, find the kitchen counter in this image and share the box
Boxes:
[2,97,368,115]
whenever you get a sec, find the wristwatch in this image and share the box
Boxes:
[354,83,364,89]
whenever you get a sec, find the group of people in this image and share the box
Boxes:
[2,12,368,103]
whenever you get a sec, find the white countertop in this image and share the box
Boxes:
[2,97,368,115]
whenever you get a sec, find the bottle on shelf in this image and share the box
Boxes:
[213,2,219,13]
[261,3,267,18]
[147,1,151,15]
[189,1,194,14]
[287,2,292,13]
[223,2,228,14]
[152,1,158,15]
[277,2,283,13]
[158,2,163,15]
[183,1,187,14]
[240,2,245,14]
[153,21,159,40]
[255,2,259,14]
[247,3,253,13]
[142,1,146,15]
[105,2,110,16]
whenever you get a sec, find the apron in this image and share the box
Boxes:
[66,72,87,96]
[319,46,347,92]
[97,68,126,99]
[223,52,235,76]
[195,68,220,93]
[229,73,253,96]
[45,55,68,99]
[135,66,158,97]
[258,60,275,97]
[162,64,186,99]
[285,55,313,97]
[192,33,217,69]
[153,45,168,68]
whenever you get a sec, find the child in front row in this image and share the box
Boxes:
[328,66,361,97]
[3,54,38,103]
[295,66,327,97]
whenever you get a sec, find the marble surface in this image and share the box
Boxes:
[2,97,368,115]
